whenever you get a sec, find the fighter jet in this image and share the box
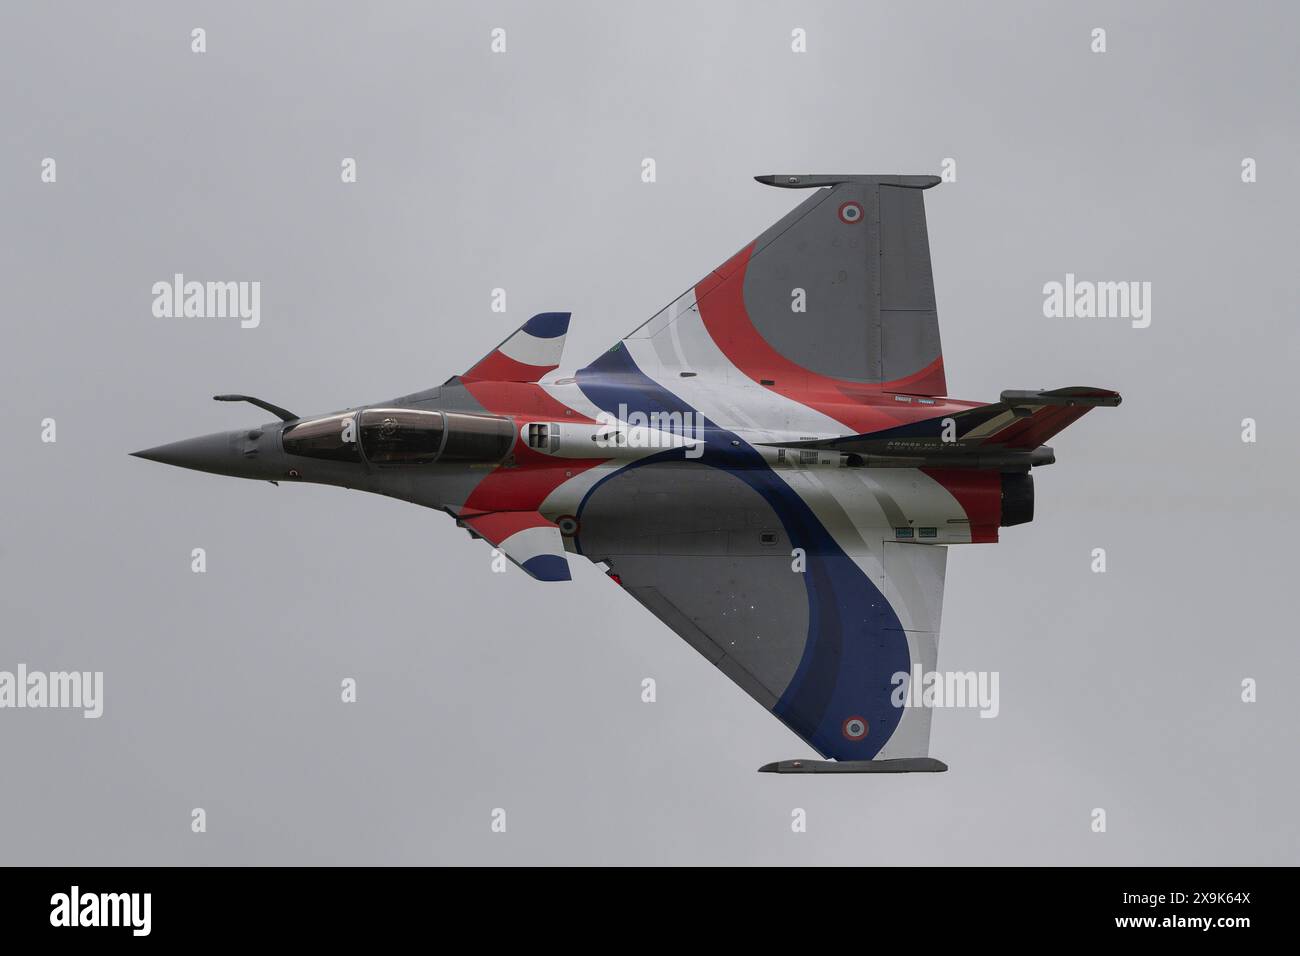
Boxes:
[134,174,1119,773]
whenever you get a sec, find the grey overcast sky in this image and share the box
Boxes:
[2,0,1297,864]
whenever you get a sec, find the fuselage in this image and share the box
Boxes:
[133,372,1013,553]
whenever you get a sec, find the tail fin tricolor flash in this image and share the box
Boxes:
[456,509,572,581]
[463,312,570,383]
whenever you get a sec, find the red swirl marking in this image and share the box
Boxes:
[460,380,605,513]
[694,243,948,433]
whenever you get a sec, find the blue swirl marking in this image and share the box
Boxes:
[575,347,910,759]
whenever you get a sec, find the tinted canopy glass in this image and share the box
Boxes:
[281,413,361,463]
[359,408,445,464]
[440,411,515,463]
[284,408,515,466]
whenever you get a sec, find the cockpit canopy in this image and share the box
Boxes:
[280,412,360,463]
[359,408,443,464]
[281,408,514,465]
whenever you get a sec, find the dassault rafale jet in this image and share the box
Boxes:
[134,174,1119,773]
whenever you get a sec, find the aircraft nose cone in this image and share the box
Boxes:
[131,431,237,475]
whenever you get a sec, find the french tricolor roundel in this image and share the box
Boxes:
[842,716,868,741]
[837,201,864,225]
